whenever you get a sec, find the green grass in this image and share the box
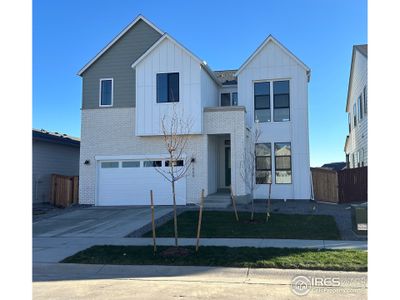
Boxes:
[143,211,341,240]
[62,245,367,272]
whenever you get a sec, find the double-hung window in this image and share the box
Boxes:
[255,143,272,184]
[157,73,179,103]
[275,142,292,184]
[358,95,363,120]
[232,92,238,106]
[353,103,357,127]
[363,86,367,114]
[254,82,271,122]
[273,80,290,122]
[99,79,113,106]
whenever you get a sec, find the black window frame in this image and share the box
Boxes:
[99,78,113,106]
[156,72,179,103]
[274,142,292,184]
[363,86,367,114]
[255,143,272,184]
[232,92,238,106]
[220,93,231,106]
[353,103,357,127]
[273,80,290,122]
[358,94,363,120]
[254,81,271,123]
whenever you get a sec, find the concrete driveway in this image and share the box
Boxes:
[33,206,172,238]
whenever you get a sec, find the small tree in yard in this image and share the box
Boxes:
[240,123,261,221]
[155,106,194,247]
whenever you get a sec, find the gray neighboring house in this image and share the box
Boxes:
[32,129,80,204]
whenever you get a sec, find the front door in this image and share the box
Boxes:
[225,147,231,186]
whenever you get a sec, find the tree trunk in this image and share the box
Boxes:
[172,179,179,247]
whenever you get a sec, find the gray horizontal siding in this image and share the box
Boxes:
[32,140,80,203]
[81,20,162,109]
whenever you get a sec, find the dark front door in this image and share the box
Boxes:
[225,147,231,186]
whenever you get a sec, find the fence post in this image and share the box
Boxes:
[150,190,156,254]
[196,189,205,252]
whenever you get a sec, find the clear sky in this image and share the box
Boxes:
[33,0,367,167]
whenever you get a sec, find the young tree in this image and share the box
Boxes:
[155,106,194,247]
[240,123,261,221]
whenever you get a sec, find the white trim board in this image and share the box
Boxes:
[77,15,164,76]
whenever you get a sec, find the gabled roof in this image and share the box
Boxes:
[345,44,368,112]
[234,35,311,81]
[214,70,237,85]
[131,33,221,86]
[77,15,164,76]
[33,129,80,147]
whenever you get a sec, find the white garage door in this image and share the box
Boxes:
[97,159,186,206]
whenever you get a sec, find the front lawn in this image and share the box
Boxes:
[62,245,367,272]
[142,211,341,240]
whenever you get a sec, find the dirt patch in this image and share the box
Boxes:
[160,247,192,258]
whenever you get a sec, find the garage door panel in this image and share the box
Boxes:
[98,160,186,206]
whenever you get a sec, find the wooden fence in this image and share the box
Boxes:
[338,166,368,203]
[311,168,339,203]
[51,174,79,208]
[311,167,367,204]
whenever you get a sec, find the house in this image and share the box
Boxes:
[78,15,312,206]
[32,129,80,204]
[344,45,368,168]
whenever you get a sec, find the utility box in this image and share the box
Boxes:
[351,203,368,235]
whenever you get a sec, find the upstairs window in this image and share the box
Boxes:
[273,80,290,122]
[358,95,363,120]
[254,82,271,122]
[255,143,272,184]
[353,103,357,127]
[232,92,238,106]
[99,79,113,106]
[221,93,231,106]
[275,142,292,184]
[157,73,179,103]
[348,114,351,133]
[363,86,367,114]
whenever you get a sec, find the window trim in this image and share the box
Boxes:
[254,81,271,123]
[358,94,363,120]
[274,142,292,184]
[156,72,180,103]
[99,78,114,107]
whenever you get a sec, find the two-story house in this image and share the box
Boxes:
[78,15,312,206]
[344,45,368,168]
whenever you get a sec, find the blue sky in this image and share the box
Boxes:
[33,0,367,167]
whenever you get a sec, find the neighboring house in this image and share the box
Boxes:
[344,45,368,168]
[78,15,312,206]
[321,162,346,172]
[32,129,80,204]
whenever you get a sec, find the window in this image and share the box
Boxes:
[122,161,140,168]
[352,153,355,168]
[254,82,271,122]
[100,79,113,106]
[273,81,290,122]
[143,160,162,167]
[101,161,118,168]
[358,95,363,120]
[221,93,231,106]
[363,86,367,114]
[275,142,292,184]
[353,103,357,127]
[255,143,272,184]
[165,160,184,167]
[157,73,179,103]
[232,92,238,106]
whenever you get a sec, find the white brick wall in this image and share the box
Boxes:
[79,107,209,205]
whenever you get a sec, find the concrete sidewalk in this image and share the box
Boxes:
[33,263,367,299]
[33,237,367,263]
